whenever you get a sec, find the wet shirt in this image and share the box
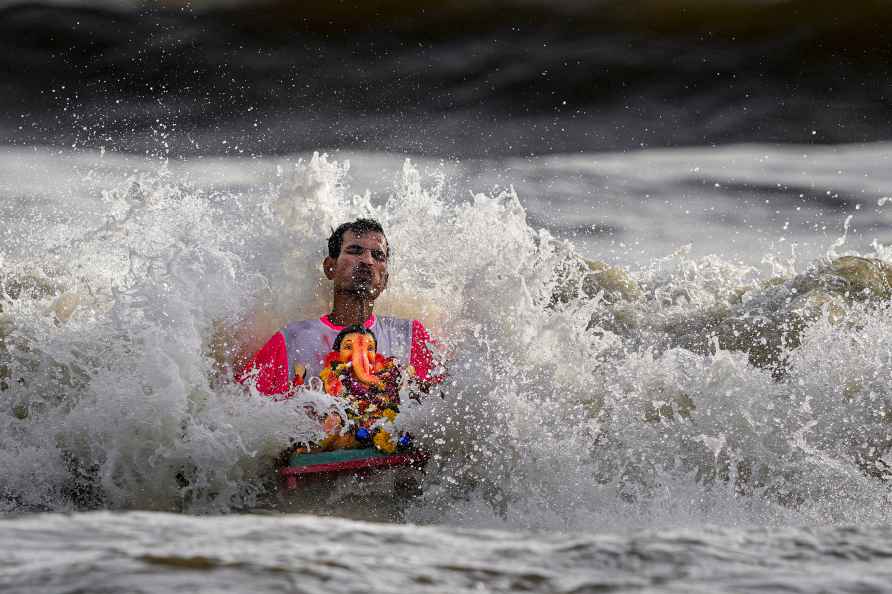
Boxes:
[238,314,437,397]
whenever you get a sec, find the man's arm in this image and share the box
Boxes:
[237,331,295,396]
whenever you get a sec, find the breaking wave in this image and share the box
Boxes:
[2,149,891,530]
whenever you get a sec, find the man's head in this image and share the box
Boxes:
[327,219,389,260]
[323,218,389,300]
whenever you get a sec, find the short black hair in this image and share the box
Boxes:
[332,325,377,352]
[328,218,389,259]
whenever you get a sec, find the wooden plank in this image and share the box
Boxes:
[279,449,429,484]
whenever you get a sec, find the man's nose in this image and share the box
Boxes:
[358,250,374,265]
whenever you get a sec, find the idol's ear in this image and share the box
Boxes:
[323,256,336,280]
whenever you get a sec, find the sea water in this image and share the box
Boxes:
[2,147,892,592]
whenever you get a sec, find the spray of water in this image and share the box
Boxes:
[2,151,891,528]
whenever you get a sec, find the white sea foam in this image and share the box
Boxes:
[1,147,891,529]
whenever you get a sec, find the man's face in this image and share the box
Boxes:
[324,230,389,299]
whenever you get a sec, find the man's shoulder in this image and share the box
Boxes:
[282,318,324,332]
[280,318,328,345]
[374,315,417,332]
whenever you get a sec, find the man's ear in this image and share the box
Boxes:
[323,256,336,280]
[382,269,389,290]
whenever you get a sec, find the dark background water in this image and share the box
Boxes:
[2,0,891,157]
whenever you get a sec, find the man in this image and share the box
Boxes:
[238,218,437,396]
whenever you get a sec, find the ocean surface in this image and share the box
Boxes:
[3,2,892,592]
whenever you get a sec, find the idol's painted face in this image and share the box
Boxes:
[337,332,382,387]
[337,332,377,364]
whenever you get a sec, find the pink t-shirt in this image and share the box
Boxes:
[238,314,438,397]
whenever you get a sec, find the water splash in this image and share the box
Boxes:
[2,150,891,529]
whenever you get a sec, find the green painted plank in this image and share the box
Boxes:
[288,447,390,467]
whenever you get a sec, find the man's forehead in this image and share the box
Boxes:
[343,230,387,248]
